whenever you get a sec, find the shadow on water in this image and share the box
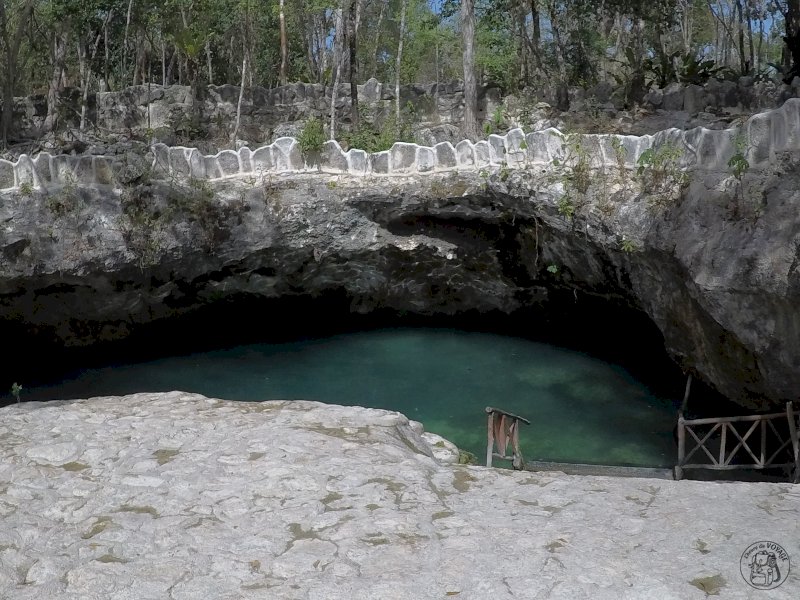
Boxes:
[0,290,733,468]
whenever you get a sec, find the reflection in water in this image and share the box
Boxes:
[25,328,678,466]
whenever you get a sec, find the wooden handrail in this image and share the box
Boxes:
[485,406,531,425]
[682,412,786,426]
[676,402,800,483]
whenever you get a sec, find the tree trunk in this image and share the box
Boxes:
[78,42,88,130]
[123,0,135,84]
[396,0,408,132]
[371,0,387,79]
[784,0,800,83]
[546,0,569,111]
[735,0,747,74]
[232,53,247,144]
[44,27,69,133]
[205,42,213,84]
[756,14,764,73]
[347,0,359,128]
[279,0,289,85]
[0,0,35,146]
[104,12,111,90]
[461,0,478,138]
[329,8,344,139]
[746,4,754,72]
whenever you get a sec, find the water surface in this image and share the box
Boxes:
[24,328,678,466]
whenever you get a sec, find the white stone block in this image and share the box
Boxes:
[32,153,53,185]
[238,147,253,173]
[746,112,772,166]
[780,98,800,150]
[14,154,37,187]
[434,142,457,171]
[504,129,527,167]
[487,134,506,165]
[474,141,491,167]
[455,140,475,168]
[347,149,369,175]
[416,146,435,173]
[320,140,348,173]
[273,137,304,171]
[252,146,274,174]
[169,147,191,177]
[217,150,240,176]
[390,142,418,173]
[187,149,206,179]
[204,156,223,179]
[696,128,735,171]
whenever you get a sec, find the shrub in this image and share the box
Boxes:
[297,117,326,157]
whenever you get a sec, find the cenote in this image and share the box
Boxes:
[16,303,686,467]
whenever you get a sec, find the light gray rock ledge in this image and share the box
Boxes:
[1,392,798,599]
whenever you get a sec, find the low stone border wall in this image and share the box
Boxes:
[2,98,799,192]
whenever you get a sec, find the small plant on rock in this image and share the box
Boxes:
[557,196,575,219]
[728,134,750,181]
[620,237,637,253]
[19,181,33,196]
[11,382,22,404]
[636,142,690,206]
[297,117,326,158]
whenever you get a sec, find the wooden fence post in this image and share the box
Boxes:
[787,402,800,484]
[486,411,495,468]
[675,415,685,480]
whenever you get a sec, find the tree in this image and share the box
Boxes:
[461,0,478,139]
[0,0,35,146]
[279,0,289,85]
[347,0,359,128]
[396,0,408,129]
[783,0,800,82]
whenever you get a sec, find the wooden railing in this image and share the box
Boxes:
[485,406,530,470]
[675,402,800,482]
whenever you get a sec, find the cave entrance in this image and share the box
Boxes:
[7,292,697,469]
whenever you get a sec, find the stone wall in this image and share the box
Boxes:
[9,80,501,143]
[3,98,799,192]
[9,77,798,144]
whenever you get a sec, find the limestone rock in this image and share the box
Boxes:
[0,392,797,600]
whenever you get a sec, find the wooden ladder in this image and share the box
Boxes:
[485,406,530,470]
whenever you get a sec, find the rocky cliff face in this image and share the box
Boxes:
[1,102,799,408]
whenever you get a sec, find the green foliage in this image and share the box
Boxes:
[46,175,82,218]
[10,382,22,404]
[340,108,416,153]
[557,197,575,219]
[19,182,33,196]
[546,264,559,274]
[297,117,326,157]
[484,105,507,136]
[644,51,723,87]
[458,450,478,465]
[636,142,690,206]
[620,237,637,253]
[564,136,591,195]
[728,134,750,181]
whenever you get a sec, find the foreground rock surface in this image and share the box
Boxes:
[1,392,798,599]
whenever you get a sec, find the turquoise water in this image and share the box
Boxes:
[24,328,678,467]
